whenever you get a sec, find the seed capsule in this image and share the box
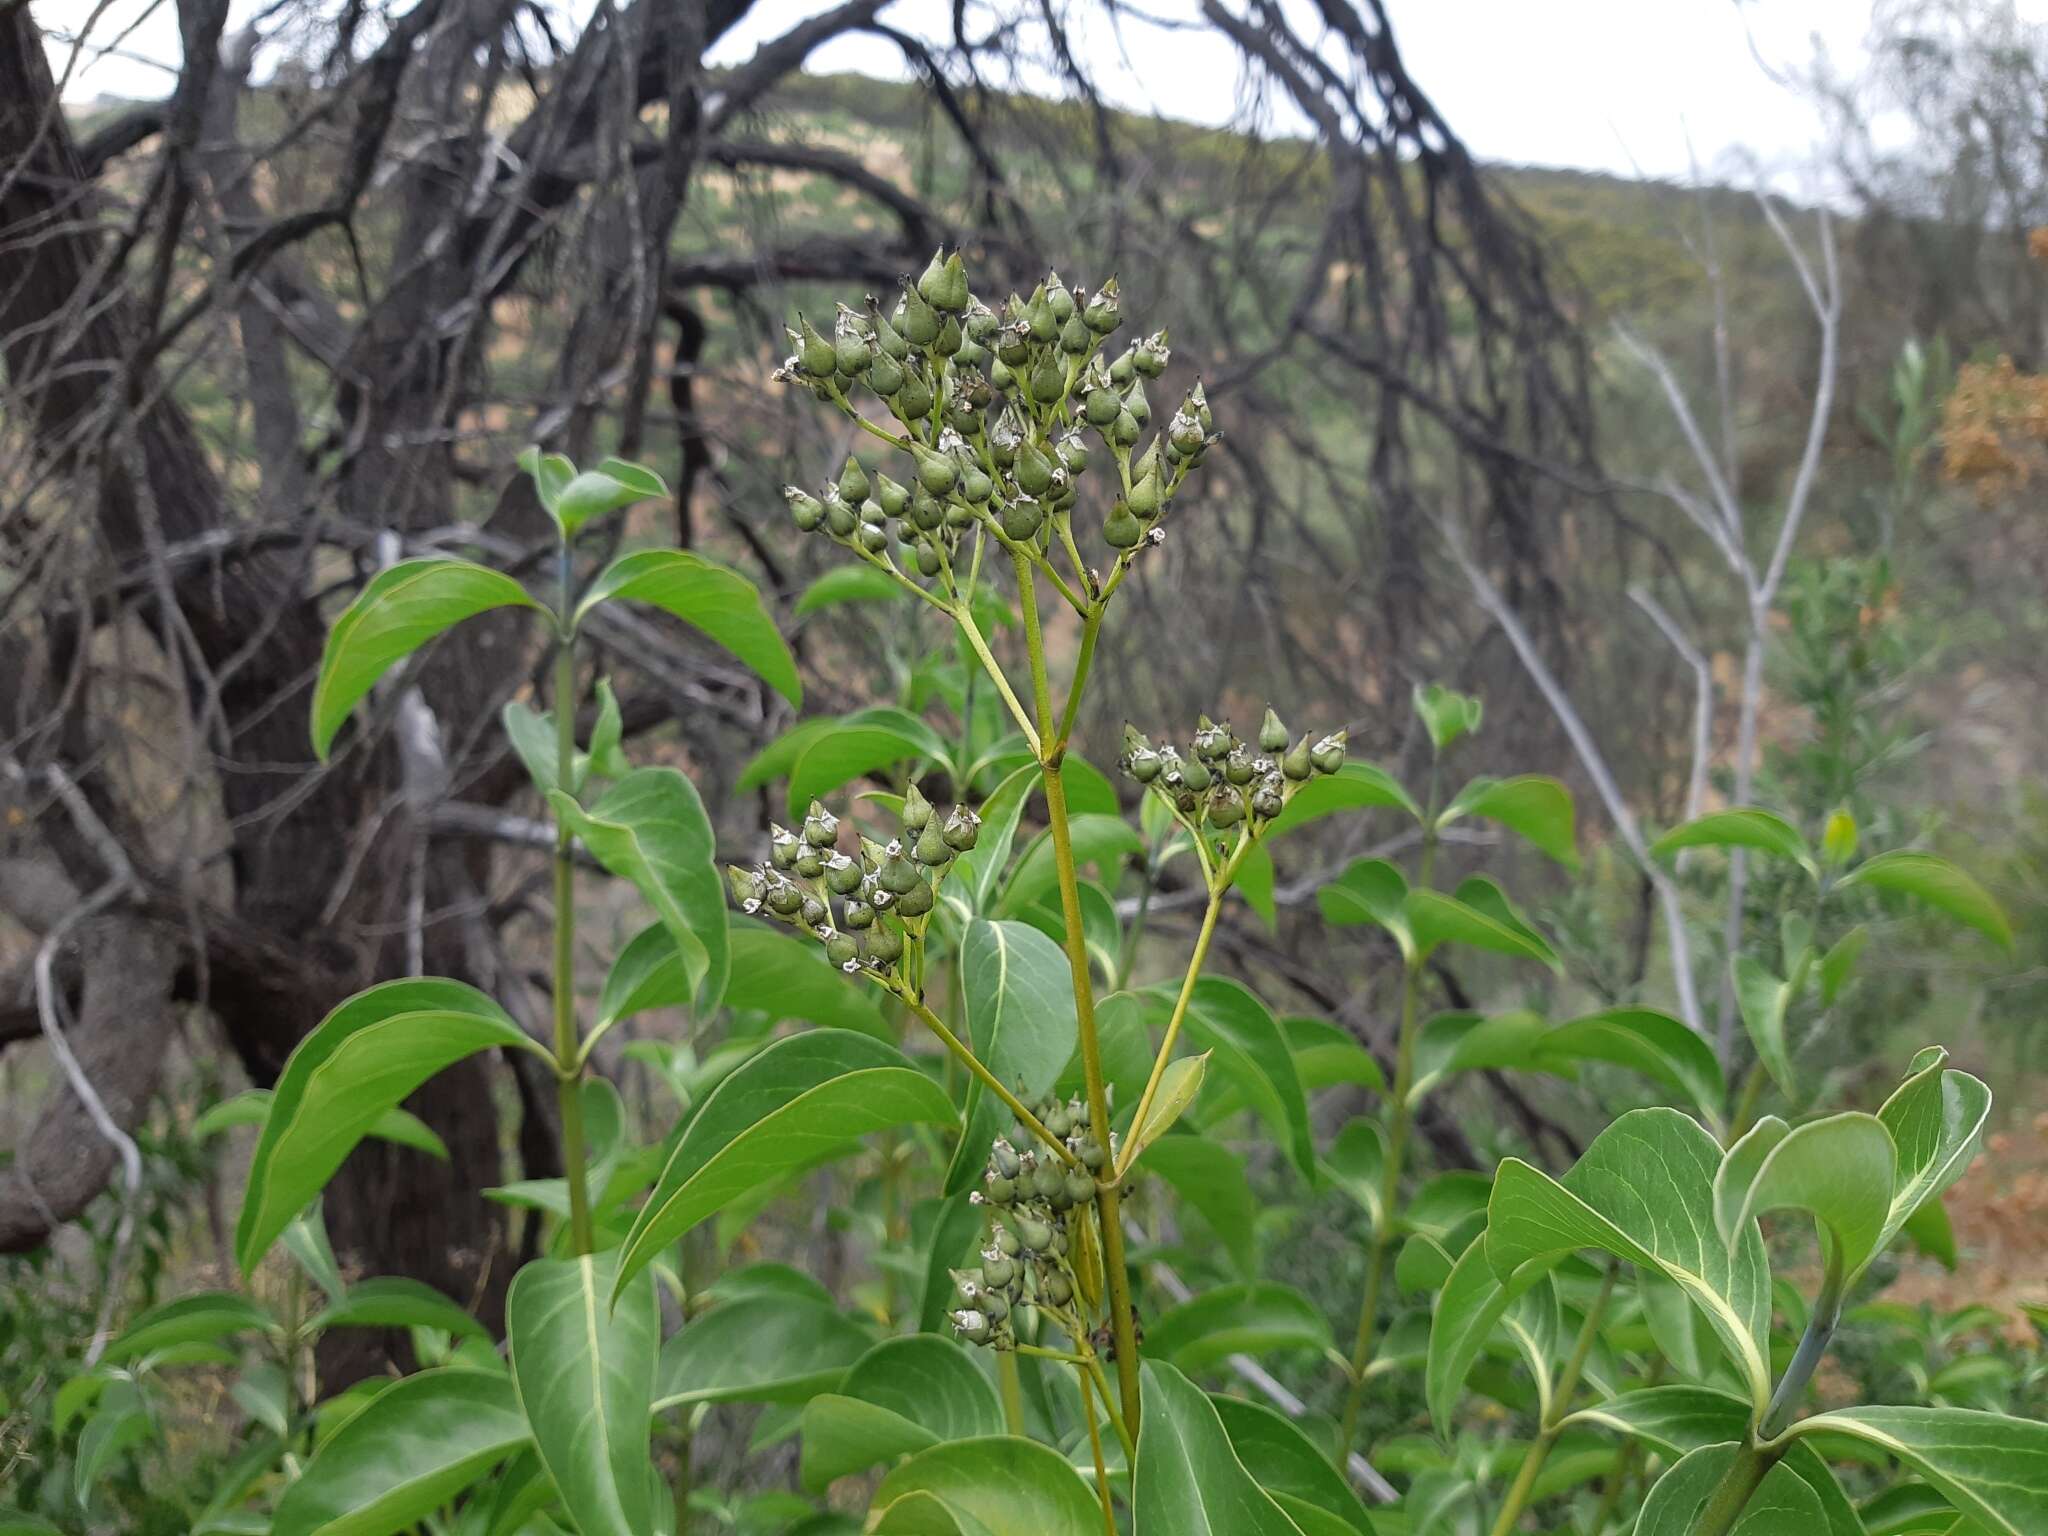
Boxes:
[798,894,827,928]
[913,820,950,866]
[842,899,875,931]
[909,487,945,532]
[1084,388,1121,427]
[1015,441,1054,496]
[1224,746,1255,786]
[1252,779,1285,820]
[868,298,910,360]
[1057,430,1090,475]
[1180,754,1212,792]
[1311,730,1347,775]
[784,485,826,531]
[1001,498,1045,542]
[1059,314,1091,354]
[1028,359,1064,404]
[802,802,840,848]
[866,923,905,966]
[1083,279,1121,334]
[824,493,859,539]
[824,930,858,969]
[898,283,941,345]
[726,865,767,913]
[867,352,904,395]
[1260,707,1289,753]
[894,874,934,917]
[933,315,963,357]
[895,372,934,420]
[982,1250,1018,1286]
[991,1139,1023,1179]
[979,1291,1010,1323]
[1032,1159,1066,1201]
[1103,502,1142,549]
[1026,287,1059,343]
[991,1224,1021,1258]
[984,1173,1015,1205]
[1193,716,1232,759]
[1127,465,1162,519]
[837,457,870,505]
[1077,1136,1107,1172]
[1207,787,1244,827]
[942,806,981,851]
[1065,1169,1096,1206]
[1013,1213,1055,1252]
[913,446,958,495]
[766,879,804,915]
[1046,272,1076,323]
[1040,1270,1074,1306]
[769,824,800,870]
[835,329,869,378]
[879,849,920,896]
[1124,378,1152,429]
[796,313,836,377]
[1282,737,1313,781]
[1135,329,1170,377]
[1109,347,1136,387]
[821,853,861,897]
[952,1308,993,1344]
[1112,407,1141,447]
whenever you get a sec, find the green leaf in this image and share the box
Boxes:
[506,1250,660,1536]
[615,1030,956,1299]
[595,922,691,1032]
[726,923,890,1037]
[785,712,949,817]
[552,466,664,537]
[1234,842,1278,927]
[1563,1384,1752,1456]
[1713,1112,1896,1280]
[73,1380,153,1508]
[102,1292,276,1362]
[800,1335,1004,1491]
[1540,1008,1725,1126]
[796,564,905,616]
[587,677,629,780]
[1000,814,1143,915]
[0,1513,63,1535]
[271,1369,531,1536]
[1124,1053,1209,1166]
[1412,1010,1553,1099]
[1267,761,1423,836]
[1734,955,1796,1097]
[307,1277,488,1341]
[1212,1397,1374,1535]
[236,978,542,1273]
[1286,1016,1385,1095]
[1325,1118,1387,1229]
[1876,1050,1993,1265]
[196,1090,447,1160]
[1650,808,1815,872]
[1145,1281,1333,1373]
[501,698,573,797]
[1414,683,1483,753]
[1486,1108,1774,1412]
[1316,858,1412,957]
[311,558,540,760]
[1162,977,1315,1183]
[517,445,576,514]
[946,919,1080,1194]
[1133,1361,1307,1534]
[1145,1137,1257,1275]
[1426,1234,1551,1430]
[551,767,725,1012]
[1837,851,2011,948]
[654,1293,869,1408]
[1408,879,1562,971]
[872,1437,1102,1536]
[944,763,1037,917]
[574,549,799,706]
[1819,925,1869,1004]
[1437,775,1578,867]
[1786,1407,2048,1536]
[1637,1443,1826,1534]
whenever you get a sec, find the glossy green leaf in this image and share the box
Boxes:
[1486,1108,1774,1412]
[1286,1016,1385,1095]
[1637,1443,1825,1534]
[946,919,1079,1194]
[1437,774,1578,867]
[1212,1397,1374,1534]
[1145,1281,1333,1373]
[1858,1482,1963,1536]
[595,922,690,1032]
[506,1250,659,1536]
[1650,808,1814,872]
[1133,1361,1307,1534]
[308,1277,487,1341]
[1409,879,1562,971]
[1563,1384,1751,1456]
[553,467,662,537]
[1540,1008,1726,1126]
[1325,1118,1387,1229]
[796,564,905,615]
[1877,1049,1993,1257]
[102,1292,275,1363]
[272,1369,530,1536]
[1000,815,1142,915]
[575,549,799,706]
[727,923,890,1036]
[1316,858,1412,956]
[1266,761,1423,835]
[1411,1011,1552,1099]
[1786,1406,2048,1536]
[1714,1112,1895,1280]
[1163,977,1315,1183]
[654,1293,868,1407]
[237,979,542,1273]
[552,767,725,1012]
[1734,955,1796,1097]
[616,1030,956,1298]
[517,445,576,512]
[311,558,540,760]
[1124,1053,1209,1166]
[945,763,1037,916]
[800,1335,1004,1490]
[197,1089,447,1161]
[1837,852,2011,947]
[1233,841,1278,927]
[872,1436,1101,1536]
[1145,1136,1257,1275]
[787,713,949,817]
[1426,1235,1551,1430]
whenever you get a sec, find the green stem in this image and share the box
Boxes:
[553,549,595,1258]
[1488,1266,1617,1536]
[1761,1256,1844,1439]
[953,599,1039,752]
[1053,607,1103,754]
[1690,1441,1780,1536]
[1015,552,1143,1434]
[1079,1365,1118,1536]
[1115,889,1224,1180]
[997,1351,1027,1436]
[897,989,1077,1167]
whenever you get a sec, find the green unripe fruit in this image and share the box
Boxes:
[727,864,767,912]
[838,456,870,504]
[979,1291,1010,1323]
[992,1225,1021,1258]
[1127,745,1161,781]
[869,301,909,360]
[1032,1159,1065,1200]
[1026,288,1059,343]
[913,820,949,865]
[1057,431,1090,474]
[1191,378,1213,431]
[822,851,862,895]
[794,848,823,879]
[903,783,934,834]
[1311,731,1347,775]
[1131,468,1166,519]
[1135,329,1170,377]
[1112,408,1141,447]
[984,1174,1015,1205]
[824,494,859,538]
[1046,273,1076,323]
[1109,348,1136,386]
[769,824,799,869]
[895,372,934,420]
[1085,388,1121,427]
[1001,498,1045,542]
[997,326,1031,368]
[960,464,993,503]
[945,500,976,529]
[965,301,999,342]
[899,285,940,345]
[880,850,919,895]
[1083,281,1121,334]
[799,894,827,928]
[952,1309,992,1344]
[865,921,905,964]
[835,331,869,376]
[876,474,911,519]
[1015,441,1054,496]
[1260,706,1289,753]
[914,447,958,495]
[1193,716,1232,759]
[842,899,875,930]
[797,314,835,377]
[933,315,963,357]
[991,1139,1022,1179]
[1059,314,1091,354]
[1282,738,1313,781]
[1040,1271,1073,1306]
[784,485,825,531]
[1124,378,1152,428]
[1028,358,1064,403]
[766,880,803,916]
[942,806,980,851]
[1065,1170,1095,1206]
[1180,754,1212,792]
[804,801,839,846]
[1103,503,1142,549]
[1170,406,1205,456]
[1252,778,1284,819]
[952,1267,986,1306]
[857,521,887,553]
[982,1250,1018,1286]
[894,875,933,917]
[867,352,904,395]
[988,359,1014,391]
[1207,788,1244,827]
[1225,746,1255,785]
[1078,1137,1107,1171]
[916,249,953,311]
[1013,1213,1055,1252]
[910,487,945,531]
[824,931,858,968]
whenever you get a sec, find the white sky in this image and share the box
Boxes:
[35,0,2009,185]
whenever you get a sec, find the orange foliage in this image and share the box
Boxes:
[1939,353,2048,496]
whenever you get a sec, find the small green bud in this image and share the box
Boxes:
[824,930,858,969]
[1059,314,1091,354]
[824,493,859,539]
[933,314,963,357]
[1032,1158,1065,1201]
[726,864,767,913]
[838,456,871,504]
[1028,358,1064,404]
[1077,1136,1107,1172]
[989,408,1024,468]
[988,358,1014,391]
[942,805,981,851]
[997,323,1032,369]
[1112,407,1142,447]
[769,824,800,870]
[842,899,875,930]
[875,473,911,519]
[1259,707,1288,753]
[1046,272,1076,323]
[894,874,934,917]
[894,370,934,420]
[1108,347,1136,386]
[982,1249,1018,1285]
[913,819,950,866]
[1103,502,1142,549]
[796,313,836,377]
[1282,737,1313,781]
[1123,378,1152,428]
[865,921,905,965]
[979,1291,1010,1324]
[1001,498,1045,542]
[794,847,823,879]
[1310,730,1347,775]
[916,248,955,312]
[903,783,935,834]
[1193,716,1232,759]
[1015,440,1055,496]
[868,298,909,359]
[1192,378,1213,431]
[1180,753,1212,793]
[960,464,993,503]
[898,284,940,345]
[784,485,825,532]
[1135,329,1170,377]
[1084,387,1121,428]
[867,351,904,395]
[1056,429,1091,474]
[1169,405,1205,456]
[1026,286,1059,343]
[914,446,958,495]
[802,801,838,847]
[880,848,919,895]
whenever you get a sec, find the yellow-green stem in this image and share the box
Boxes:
[1691,1440,1780,1536]
[1116,889,1224,1181]
[954,601,1038,751]
[1079,1366,1118,1536]
[1487,1265,1616,1536]
[1016,552,1144,1434]
[997,1352,1027,1436]
[897,990,1077,1167]
[552,559,595,1258]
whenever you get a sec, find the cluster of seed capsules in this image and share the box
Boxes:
[775,249,1218,583]
[948,1095,1111,1352]
[1123,706,1348,833]
[724,786,978,977]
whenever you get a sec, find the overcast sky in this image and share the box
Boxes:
[39,0,1970,186]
